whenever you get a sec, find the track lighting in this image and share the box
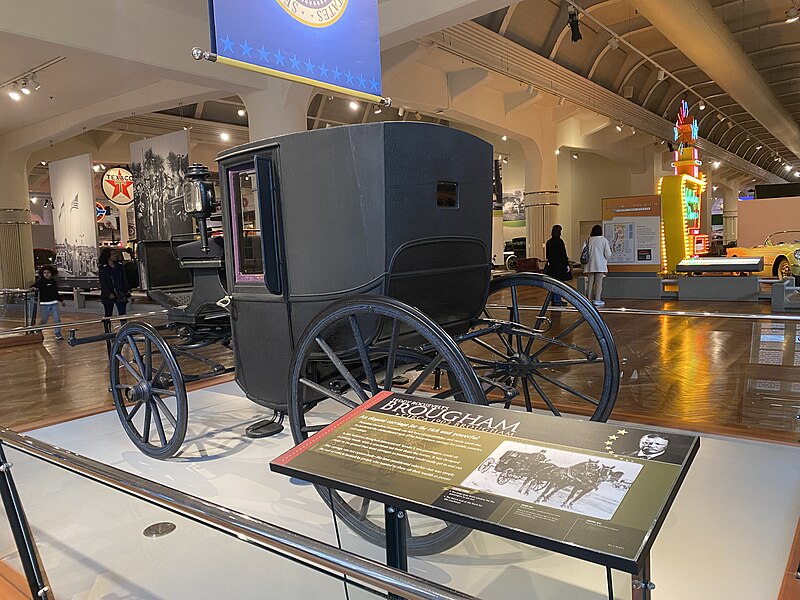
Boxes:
[374,106,382,114]
[567,6,582,42]
[527,84,536,95]
[415,111,422,121]
[557,95,566,106]
[615,123,623,132]
[786,4,799,22]
[715,113,725,122]
[7,84,21,101]
[698,101,706,110]
[656,69,666,81]
[19,80,31,95]
[725,121,734,130]
[29,75,41,91]
[397,107,405,117]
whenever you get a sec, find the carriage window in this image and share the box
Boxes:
[437,181,459,208]
[231,169,263,280]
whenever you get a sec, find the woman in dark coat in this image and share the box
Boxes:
[98,247,130,317]
[544,224,570,306]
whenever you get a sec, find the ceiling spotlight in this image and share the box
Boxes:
[712,161,721,169]
[631,126,636,134]
[608,37,619,50]
[29,75,41,91]
[784,164,792,171]
[698,101,706,110]
[572,152,578,160]
[755,144,763,150]
[19,80,31,95]
[349,101,359,111]
[527,84,535,95]
[656,69,666,81]
[555,149,560,155]
[374,106,382,114]
[567,6,582,42]
[774,156,781,162]
[501,135,507,141]
[220,132,230,141]
[502,156,508,164]
[713,185,719,191]
[237,108,246,117]
[7,84,21,101]
[725,121,734,130]
[99,164,105,170]
[786,6,799,22]
[398,107,405,117]
[40,161,46,166]
[415,111,422,121]
[92,165,101,173]
[615,123,623,132]
[30,197,38,204]
[716,113,725,121]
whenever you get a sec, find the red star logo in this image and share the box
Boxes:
[107,176,133,200]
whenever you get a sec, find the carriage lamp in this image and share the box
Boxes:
[183,163,215,253]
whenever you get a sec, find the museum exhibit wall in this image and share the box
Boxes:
[557,150,632,259]
[736,196,800,247]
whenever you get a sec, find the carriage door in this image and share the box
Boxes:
[228,153,291,406]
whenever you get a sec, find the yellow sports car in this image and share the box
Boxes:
[726,230,800,282]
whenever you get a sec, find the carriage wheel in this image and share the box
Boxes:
[496,468,513,485]
[288,296,485,556]
[464,273,619,422]
[478,457,496,473]
[110,322,188,459]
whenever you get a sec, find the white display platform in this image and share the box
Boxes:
[0,382,797,599]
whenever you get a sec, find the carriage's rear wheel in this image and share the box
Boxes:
[110,322,188,459]
[288,296,485,556]
[464,273,619,422]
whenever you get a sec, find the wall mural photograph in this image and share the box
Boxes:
[130,130,191,241]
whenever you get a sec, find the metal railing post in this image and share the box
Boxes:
[0,442,50,600]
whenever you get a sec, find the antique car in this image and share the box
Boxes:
[726,230,800,282]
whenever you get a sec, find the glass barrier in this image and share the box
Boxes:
[0,431,479,600]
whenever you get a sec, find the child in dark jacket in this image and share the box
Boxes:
[31,265,65,340]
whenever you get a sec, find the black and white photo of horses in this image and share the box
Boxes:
[130,130,191,242]
[461,440,642,520]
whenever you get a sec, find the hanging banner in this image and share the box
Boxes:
[130,130,191,242]
[49,154,99,287]
[208,0,382,102]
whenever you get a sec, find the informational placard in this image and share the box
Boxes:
[209,0,381,100]
[602,196,662,273]
[48,154,99,287]
[272,392,698,573]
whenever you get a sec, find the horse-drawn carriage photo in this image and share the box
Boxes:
[82,121,621,555]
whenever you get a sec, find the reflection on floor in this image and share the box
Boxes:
[0,383,796,599]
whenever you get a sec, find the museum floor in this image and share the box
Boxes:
[0,293,798,599]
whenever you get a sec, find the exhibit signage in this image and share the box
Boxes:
[602,195,662,273]
[272,392,698,573]
[208,0,382,102]
[101,166,134,206]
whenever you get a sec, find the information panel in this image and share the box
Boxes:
[209,0,381,99]
[602,195,662,273]
[272,392,698,573]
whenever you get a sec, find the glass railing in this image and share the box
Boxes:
[0,428,479,600]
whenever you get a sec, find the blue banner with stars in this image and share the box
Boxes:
[209,0,382,98]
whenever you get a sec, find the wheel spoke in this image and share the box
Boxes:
[152,359,167,383]
[152,395,177,427]
[117,354,142,381]
[299,377,359,410]
[300,424,329,434]
[127,335,147,379]
[125,400,144,421]
[142,401,152,444]
[151,401,168,446]
[314,336,370,404]
[144,337,152,379]
[531,369,600,406]
[151,387,176,398]
[526,374,562,416]
[520,374,533,412]
[510,286,523,354]
[356,497,371,520]
[406,354,444,395]
[383,320,401,391]
[471,336,513,360]
[349,315,379,397]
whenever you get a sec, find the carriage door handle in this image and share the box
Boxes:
[216,295,232,310]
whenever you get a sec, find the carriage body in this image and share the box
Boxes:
[216,122,493,410]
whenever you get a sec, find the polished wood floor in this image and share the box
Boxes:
[0,294,798,447]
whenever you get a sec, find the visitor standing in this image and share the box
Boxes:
[98,248,130,317]
[31,265,65,340]
[583,225,612,307]
[544,224,571,306]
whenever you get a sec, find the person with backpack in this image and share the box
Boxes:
[582,224,612,307]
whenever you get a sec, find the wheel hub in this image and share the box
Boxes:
[130,381,151,403]
[502,353,535,378]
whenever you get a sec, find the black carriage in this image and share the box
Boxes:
[105,122,620,554]
[478,449,551,488]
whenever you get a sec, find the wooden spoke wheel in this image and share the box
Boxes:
[288,296,485,556]
[465,273,619,422]
[110,322,188,459]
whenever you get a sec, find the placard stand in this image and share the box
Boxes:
[385,505,408,600]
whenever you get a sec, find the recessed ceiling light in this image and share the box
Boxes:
[712,161,721,169]
[784,164,792,171]
[555,149,560,155]
[237,108,246,117]
[220,132,230,141]
[501,135,507,141]
[349,101,359,111]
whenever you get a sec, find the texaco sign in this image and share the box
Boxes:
[101,166,134,206]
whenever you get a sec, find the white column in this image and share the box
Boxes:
[241,80,314,140]
[0,150,34,287]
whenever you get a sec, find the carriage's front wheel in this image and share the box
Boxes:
[110,322,188,459]
[288,296,485,556]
